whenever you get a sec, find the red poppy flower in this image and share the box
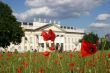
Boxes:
[81,40,97,57]
[48,29,56,41]
[49,47,55,51]
[41,31,49,41]
[22,61,28,68]
[43,51,50,57]
[69,63,75,67]
[54,60,59,64]
[0,54,2,59]
[39,68,44,73]
[58,55,63,60]
[17,66,23,73]
[7,53,13,57]
[108,53,110,58]
[70,67,74,72]
[69,53,73,59]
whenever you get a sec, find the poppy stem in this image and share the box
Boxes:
[57,53,64,73]
[84,58,86,73]
[101,37,107,51]
[29,53,32,73]
[101,37,107,57]
[47,53,51,69]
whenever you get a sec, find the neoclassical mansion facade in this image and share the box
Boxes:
[1,20,85,52]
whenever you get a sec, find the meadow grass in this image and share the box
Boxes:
[0,50,110,73]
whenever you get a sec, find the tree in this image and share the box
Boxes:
[0,2,24,48]
[79,32,99,44]
[99,37,110,50]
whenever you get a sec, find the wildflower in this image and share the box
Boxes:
[69,63,75,67]
[86,60,96,68]
[81,40,97,57]
[41,29,56,41]
[108,53,110,58]
[54,60,59,64]
[22,61,28,68]
[77,67,81,72]
[39,68,44,73]
[41,31,49,41]
[17,66,23,73]
[70,67,74,72]
[43,51,50,57]
[58,55,63,60]
[69,63,75,73]
[48,29,56,41]
[69,53,73,59]
[96,54,101,59]
[0,54,2,59]
[6,57,11,60]
[49,47,55,51]
[101,53,106,59]
[7,53,13,57]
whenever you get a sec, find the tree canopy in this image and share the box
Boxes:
[79,32,99,44]
[0,1,24,48]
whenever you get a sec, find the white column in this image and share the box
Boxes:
[21,37,25,52]
[34,35,36,50]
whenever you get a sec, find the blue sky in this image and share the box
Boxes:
[2,0,110,36]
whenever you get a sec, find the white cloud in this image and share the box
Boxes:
[13,7,52,21]
[14,0,103,21]
[89,22,110,36]
[90,22,110,28]
[96,13,110,21]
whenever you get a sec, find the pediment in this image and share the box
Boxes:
[44,25,63,32]
[34,24,65,32]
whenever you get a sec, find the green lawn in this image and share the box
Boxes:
[0,50,110,73]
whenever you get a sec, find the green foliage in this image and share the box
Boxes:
[80,32,99,44]
[0,51,110,73]
[0,2,24,48]
[100,37,110,50]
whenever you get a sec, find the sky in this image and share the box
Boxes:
[1,0,110,37]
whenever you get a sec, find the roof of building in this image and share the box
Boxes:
[21,21,85,34]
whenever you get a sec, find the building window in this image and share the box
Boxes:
[46,43,49,48]
[24,37,27,43]
[51,43,54,47]
[29,23,33,26]
[60,26,63,28]
[36,35,39,43]
[36,35,39,39]
[41,43,44,48]
[64,26,66,29]
[61,43,63,50]
[67,27,70,29]
[71,27,73,29]
[57,35,59,37]
[56,43,59,50]
[61,35,63,37]
[23,22,27,25]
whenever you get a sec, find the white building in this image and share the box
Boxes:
[5,19,85,52]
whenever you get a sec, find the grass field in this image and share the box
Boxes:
[0,50,110,73]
